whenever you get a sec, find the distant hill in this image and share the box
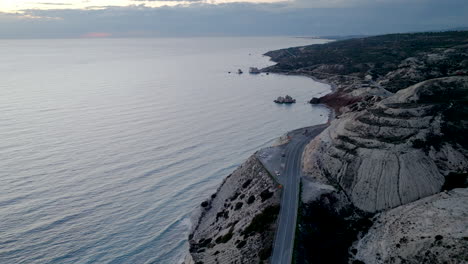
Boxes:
[265,30,468,92]
[447,26,468,31]
[318,35,370,40]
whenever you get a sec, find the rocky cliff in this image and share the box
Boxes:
[303,76,468,212]
[187,155,281,264]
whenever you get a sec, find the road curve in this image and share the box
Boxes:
[270,125,327,264]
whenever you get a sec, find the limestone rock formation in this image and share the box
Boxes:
[188,155,281,264]
[379,47,468,93]
[303,76,468,212]
[351,188,468,264]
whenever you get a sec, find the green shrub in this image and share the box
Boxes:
[260,189,274,202]
[215,232,233,244]
[242,205,280,237]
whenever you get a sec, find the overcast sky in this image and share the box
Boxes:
[0,0,467,38]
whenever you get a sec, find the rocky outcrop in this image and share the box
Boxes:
[302,76,468,213]
[187,155,281,264]
[309,97,320,104]
[249,67,261,74]
[379,47,468,93]
[351,188,468,264]
[274,95,296,104]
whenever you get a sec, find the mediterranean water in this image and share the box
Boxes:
[0,37,330,264]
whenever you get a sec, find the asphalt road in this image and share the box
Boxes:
[270,125,328,264]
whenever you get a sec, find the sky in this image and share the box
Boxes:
[0,0,467,38]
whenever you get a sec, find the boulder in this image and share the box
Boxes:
[309,97,320,104]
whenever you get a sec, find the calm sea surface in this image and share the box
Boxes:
[0,37,330,264]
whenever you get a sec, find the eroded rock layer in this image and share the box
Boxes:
[351,188,468,264]
[303,76,468,212]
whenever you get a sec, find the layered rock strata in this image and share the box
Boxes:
[351,188,468,264]
[303,76,468,212]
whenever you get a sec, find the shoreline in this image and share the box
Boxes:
[261,69,337,124]
[183,56,336,264]
[184,49,337,264]
[260,49,341,123]
[187,31,468,264]
[263,70,338,93]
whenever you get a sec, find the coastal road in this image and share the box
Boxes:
[270,125,327,264]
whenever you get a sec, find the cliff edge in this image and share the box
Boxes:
[187,155,281,264]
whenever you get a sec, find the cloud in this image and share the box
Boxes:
[0,0,467,38]
[35,2,73,5]
[290,0,427,8]
[132,0,202,1]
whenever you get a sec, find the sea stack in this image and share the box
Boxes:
[249,67,261,74]
[274,95,296,104]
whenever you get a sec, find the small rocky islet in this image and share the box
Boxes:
[274,95,296,104]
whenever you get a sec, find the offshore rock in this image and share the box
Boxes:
[249,67,261,74]
[274,95,296,104]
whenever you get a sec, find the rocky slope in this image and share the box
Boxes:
[351,188,468,264]
[303,76,468,212]
[187,155,281,264]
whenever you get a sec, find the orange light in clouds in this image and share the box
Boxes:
[82,32,112,38]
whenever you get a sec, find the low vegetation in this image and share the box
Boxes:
[442,172,468,191]
[260,189,274,202]
[215,231,233,244]
[265,31,468,92]
[242,205,280,237]
[295,193,372,264]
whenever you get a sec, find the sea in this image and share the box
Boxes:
[0,37,330,264]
